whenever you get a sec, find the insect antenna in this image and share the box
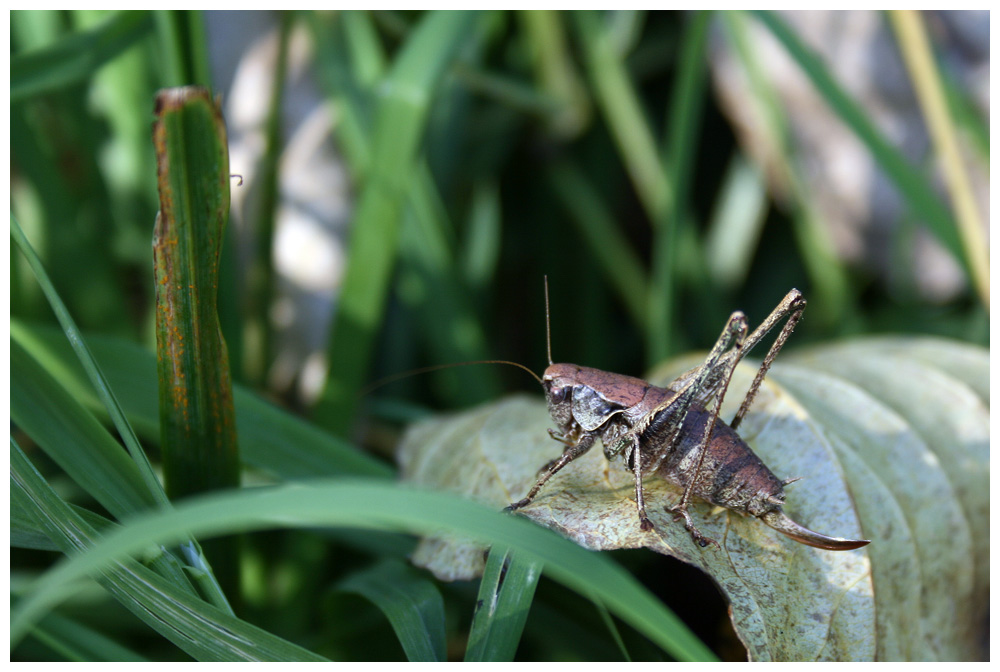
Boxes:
[362,275,555,398]
[544,275,554,366]
[359,359,543,397]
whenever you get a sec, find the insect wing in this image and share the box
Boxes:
[662,364,704,395]
[665,350,742,412]
[571,384,625,431]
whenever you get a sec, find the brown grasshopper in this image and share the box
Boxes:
[504,283,869,551]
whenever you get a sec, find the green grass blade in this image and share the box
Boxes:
[152,87,240,500]
[316,13,498,407]
[648,10,712,366]
[70,10,160,252]
[342,10,388,88]
[548,162,649,331]
[10,10,64,51]
[396,179,502,406]
[573,11,673,224]
[314,10,480,435]
[722,12,852,328]
[10,10,153,102]
[889,10,988,309]
[11,215,165,507]
[663,10,711,204]
[12,336,210,603]
[337,559,447,661]
[307,11,374,173]
[10,440,328,661]
[752,10,966,278]
[183,11,212,86]
[12,488,143,554]
[11,480,715,661]
[464,547,542,661]
[11,500,61,552]
[313,11,501,407]
[153,85,241,600]
[704,154,769,289]
[518,10,591,138]
[245,12,293,383]
[154,10,212,87]
[593,597,632,661]
[13,494,161,555]
[941,72,988,159]
[11,338,157,519]
[451,60,562,120]
[17,609,149,662]
[12,320,393,480]
[462,180,502,295]
[10,103,131,334]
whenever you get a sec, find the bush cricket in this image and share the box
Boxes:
[502,281,868,550]
[379,280,869,551]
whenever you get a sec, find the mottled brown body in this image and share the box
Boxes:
[656,405,785,518]
[507,288,870,551]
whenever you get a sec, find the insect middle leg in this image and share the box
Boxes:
[619,434,655,531]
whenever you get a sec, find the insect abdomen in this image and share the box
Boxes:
[652,405,785,516]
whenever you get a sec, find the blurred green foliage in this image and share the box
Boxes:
[10,9,988,662]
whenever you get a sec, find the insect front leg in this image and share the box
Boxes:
[506,432,596,512]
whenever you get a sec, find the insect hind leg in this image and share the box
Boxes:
[730,289,806,430]
[667,310,749,548]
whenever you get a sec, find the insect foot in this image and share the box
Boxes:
[665,503,720,548]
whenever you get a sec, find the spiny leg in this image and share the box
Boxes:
[618,435,654,532]
[730,290,805,430]
[667,291,803,544]
[656,290,802,429]
[506,433,596,511]
[644,310,752,476]
[667,311,748,547]
[667,371,733,548]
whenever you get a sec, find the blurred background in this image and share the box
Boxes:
[10,10,990,660]
[11,10,989,416]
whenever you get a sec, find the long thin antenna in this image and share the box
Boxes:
[359,359,543,397]
[544,275,554,366]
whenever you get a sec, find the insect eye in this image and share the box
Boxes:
[548,385,569,403]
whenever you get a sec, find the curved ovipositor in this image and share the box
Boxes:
[760,509,870,551]
[656,405,870,551]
